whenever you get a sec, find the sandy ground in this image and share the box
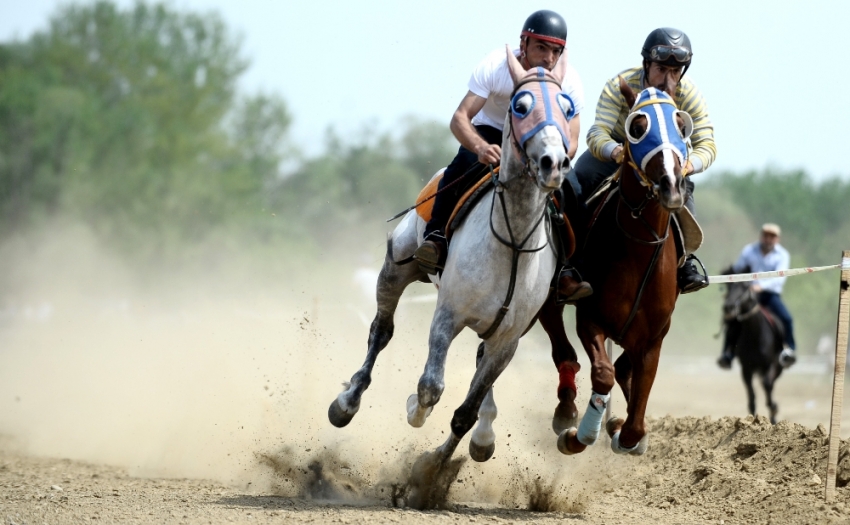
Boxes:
[2,234,850,524]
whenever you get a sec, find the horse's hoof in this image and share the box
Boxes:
[610,431,649,455]
[328,398,355,428]
[605,416,625,438]
[469,440,495,462]
[557,427,587,455]
[406,394,433,428]
[552,399,579,435]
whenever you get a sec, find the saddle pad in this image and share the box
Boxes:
[414,169,446,222]
[446,172,496,239]
[673,205,704,255]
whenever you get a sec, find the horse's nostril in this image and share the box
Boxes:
[540,155,554,170]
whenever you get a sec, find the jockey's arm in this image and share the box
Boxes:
[568,114,580,160]
[450,91,501,165]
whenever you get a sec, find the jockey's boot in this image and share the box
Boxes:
[678,253,709,294]
[717,351,733,370]
[555,266,593,305]
[414,231,447,275]
[779,347,797,368]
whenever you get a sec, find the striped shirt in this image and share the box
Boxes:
[586,66,717,174]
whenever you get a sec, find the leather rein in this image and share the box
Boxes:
[480,164,555,339]
[613,149,674,342]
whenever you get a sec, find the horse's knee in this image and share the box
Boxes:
[590,360,615,393]
[417,376,444,407]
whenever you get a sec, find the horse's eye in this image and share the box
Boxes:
[511,91,535,118]
[557,93,575,119]
[674,110,694,140]
[625,112,650,142]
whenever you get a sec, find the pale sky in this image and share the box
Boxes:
[2,0,848,181]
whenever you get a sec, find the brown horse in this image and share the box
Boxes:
[540,78,693,455]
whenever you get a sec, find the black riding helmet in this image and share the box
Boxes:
[641,27,692,77]
[520,10,567,46]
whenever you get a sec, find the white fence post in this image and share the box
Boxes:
[825,250,850,502]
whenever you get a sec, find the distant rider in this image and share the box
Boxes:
[718,223,797,369]
[413,9,593,303]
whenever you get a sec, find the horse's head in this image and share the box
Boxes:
[722,265,757,320]
[619,78,693,211]
[503,46,573,192]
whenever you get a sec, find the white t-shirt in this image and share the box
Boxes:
[469,47,585,131]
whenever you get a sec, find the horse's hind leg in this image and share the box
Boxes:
[329,255,421,427]
[537,296,581,435]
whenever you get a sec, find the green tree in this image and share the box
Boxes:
[0,1,293,245]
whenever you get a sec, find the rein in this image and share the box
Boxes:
[614,163,673,342]
[724,287,760,322]
[480,165,553,340]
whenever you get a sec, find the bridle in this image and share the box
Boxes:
[724,285,760,322]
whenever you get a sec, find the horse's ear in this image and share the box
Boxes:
[506,45,525,84]
[619,76,636,108]
[551,48,568,84]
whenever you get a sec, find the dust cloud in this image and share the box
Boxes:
[1,221,849,512]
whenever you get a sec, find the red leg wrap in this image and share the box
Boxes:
[557,360,580,395]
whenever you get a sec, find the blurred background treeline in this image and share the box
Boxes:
[0,1,847,353]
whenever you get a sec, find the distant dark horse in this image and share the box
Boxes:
[721,265,784,424]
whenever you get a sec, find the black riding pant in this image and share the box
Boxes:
[423,125,503,238]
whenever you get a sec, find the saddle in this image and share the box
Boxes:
[759,306,786,343]
[583,175,703,267]
[414,170,495,240]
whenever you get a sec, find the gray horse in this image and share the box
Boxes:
[328,47,573,498]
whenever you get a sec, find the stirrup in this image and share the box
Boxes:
[414,232,446,275]
[679,254,709,294]
[555,266,593,305]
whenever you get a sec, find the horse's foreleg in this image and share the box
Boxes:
[762,372,779,424]
[558,320,615,455]
[329,256,420,428]
[455,339,519,460]
[609,340,662,455]
[743,367,756,417]
[408,306,461,427]
[537,295,581,434]
[468,343,497,461]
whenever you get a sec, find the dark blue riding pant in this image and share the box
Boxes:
[423,125,503,238]
[565,149,696,216]
[758,291,796,350]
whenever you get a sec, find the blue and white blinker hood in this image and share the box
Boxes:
[624,87,693,173]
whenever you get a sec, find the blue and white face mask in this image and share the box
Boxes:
[624,87,693,172]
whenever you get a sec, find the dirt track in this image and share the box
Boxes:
[2,234,850,524]
[4,414,850,524]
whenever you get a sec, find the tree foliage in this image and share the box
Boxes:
[0,1,291,244]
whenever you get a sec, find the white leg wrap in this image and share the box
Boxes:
[576,391,610,446]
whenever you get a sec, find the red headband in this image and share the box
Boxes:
[521,31,566,46]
